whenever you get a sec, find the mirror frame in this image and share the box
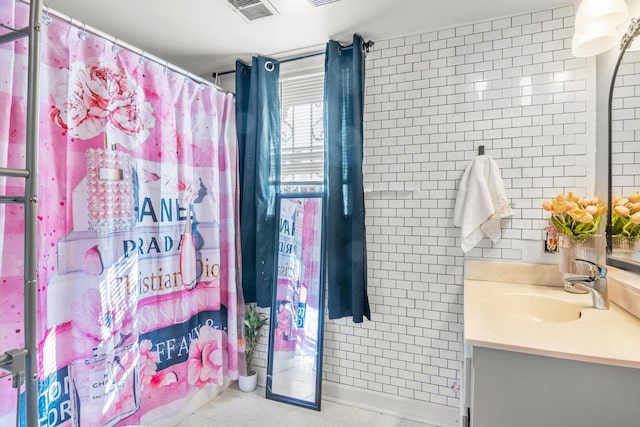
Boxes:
[608,18,640,274]
[265,192,326,410]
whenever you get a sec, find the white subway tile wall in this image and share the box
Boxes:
[612,49,640,195]
[321,5,595,409]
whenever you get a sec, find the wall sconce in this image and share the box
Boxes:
[572,0,629,57]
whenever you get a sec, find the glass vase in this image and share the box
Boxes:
[557,234,605,276]
[611,236,640,261]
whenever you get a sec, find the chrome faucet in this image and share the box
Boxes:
[563,259,609,310]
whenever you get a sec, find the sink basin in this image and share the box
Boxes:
[490,294,582,323]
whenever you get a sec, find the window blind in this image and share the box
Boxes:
[279,72,324,191]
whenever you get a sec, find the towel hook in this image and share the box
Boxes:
[478,145,485,155]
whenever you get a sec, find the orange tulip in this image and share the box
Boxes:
[585,205,598,216]
[551,200,569,215]
[629,202,640,213]
[568,208,593,223]
[615,205,630,216]
[629,192,640,203]
[567,192,580,203]
[565,201,578,210]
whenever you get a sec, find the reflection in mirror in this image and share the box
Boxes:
[266,194,325,410]
[609,19,640,271]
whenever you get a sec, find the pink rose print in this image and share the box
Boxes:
[50,62,155,149]
[108,83,153,131]
[187,325,224,388]
[50,66,107,139]
[139,339,159,390]
[71,288,132,344]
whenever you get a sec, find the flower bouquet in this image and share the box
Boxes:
[542,192,606,240]
[611,192,640,238]
[611,192,640,254]
[542,192,607,274]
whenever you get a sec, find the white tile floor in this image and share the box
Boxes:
[175,384,439,427]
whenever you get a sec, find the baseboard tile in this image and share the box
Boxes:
[322,381,459,427]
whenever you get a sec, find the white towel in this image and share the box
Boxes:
[453,155,512,253]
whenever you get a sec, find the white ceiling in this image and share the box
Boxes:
[43,0,573,78]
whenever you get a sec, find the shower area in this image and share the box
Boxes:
[0,0,244,425]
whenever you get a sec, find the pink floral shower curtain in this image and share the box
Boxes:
[1,0,30,425]
[1,2,244,426]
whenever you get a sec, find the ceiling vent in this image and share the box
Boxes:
[225,0,279,22]
[307,0,340,6]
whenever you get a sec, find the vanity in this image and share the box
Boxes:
[463,260,640,427]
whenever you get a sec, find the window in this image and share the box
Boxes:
[279,72,324,193]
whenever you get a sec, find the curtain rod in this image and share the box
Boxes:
[212,39,374,79]
[20,1,227,93]
[213,51,323,78]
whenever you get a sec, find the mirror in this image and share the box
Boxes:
[266,193,325,410]
[609,18,640,272]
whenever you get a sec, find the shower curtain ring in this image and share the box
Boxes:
[78,23,89,41]
[41,6,52,25]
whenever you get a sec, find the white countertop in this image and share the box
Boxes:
[464,278,640,369]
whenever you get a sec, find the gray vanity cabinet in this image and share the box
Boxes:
[469,346,640,427]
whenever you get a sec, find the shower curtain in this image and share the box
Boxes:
[1,2,244,426]
[0,0,29,424]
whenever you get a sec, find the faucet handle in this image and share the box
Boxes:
[574,258,607,279]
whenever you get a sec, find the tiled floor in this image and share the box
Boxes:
[175,384,439,427]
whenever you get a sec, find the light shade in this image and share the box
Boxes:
[572,0,628,57]
[575,0,629,28]
[572,17,620,57]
